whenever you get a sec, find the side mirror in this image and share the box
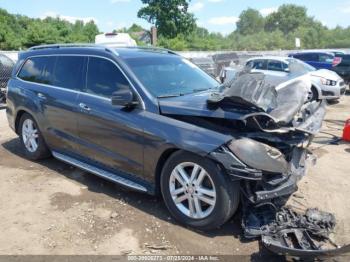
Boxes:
[284,68,290,73]
[111,89,138,108]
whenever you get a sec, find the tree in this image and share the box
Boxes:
[137,0,196,38]
[127,23,145,33]
[265,4,308,34]
[236,8,265,35]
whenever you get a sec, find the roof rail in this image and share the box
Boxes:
[119,46,179,55]
[28,43,177,56]
[28,43,107,50]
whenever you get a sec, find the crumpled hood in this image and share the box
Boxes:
[159,72,326,134]
[310,69,342,80]
[158,91,248,121]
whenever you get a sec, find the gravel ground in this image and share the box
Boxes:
[0,93,349,257]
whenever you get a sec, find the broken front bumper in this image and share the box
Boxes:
[210,146,314,204]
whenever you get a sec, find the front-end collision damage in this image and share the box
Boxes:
[209,140,350,257]
[209,138,314,204]
[173,136,346,256]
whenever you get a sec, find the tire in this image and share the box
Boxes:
[19,113,51,160]
[160,151,240,230]
[311,87,319,101]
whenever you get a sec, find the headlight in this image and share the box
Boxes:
[228,138,288,173]
[320,78,337,86]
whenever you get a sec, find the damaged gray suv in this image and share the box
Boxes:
[6,45,326,231]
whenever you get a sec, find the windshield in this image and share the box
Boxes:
[124,56,219,97]
[287,58,316,73]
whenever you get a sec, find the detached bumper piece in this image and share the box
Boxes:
[242,205,350,258]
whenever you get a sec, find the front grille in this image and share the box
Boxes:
[339,81,345,87]
[322,90,335,96]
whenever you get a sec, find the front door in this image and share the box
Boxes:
[76,56,144,178]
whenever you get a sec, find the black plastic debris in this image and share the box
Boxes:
[242,204,350,258]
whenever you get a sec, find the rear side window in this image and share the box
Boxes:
[52,56,86,91]
[18,55,86,90]
[318,53,334,63]
[86,57,130,98]
[18,57,48,84]
[267,60,283,71]
[294,53,318,61]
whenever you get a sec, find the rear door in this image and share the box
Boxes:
[17,55,87,154]
[76,56,144,178]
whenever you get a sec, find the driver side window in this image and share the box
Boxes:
[86,57,130,98]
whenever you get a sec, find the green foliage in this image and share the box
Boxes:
[236,8,265,35]
[265,4,309,34]
[0,8,99,50]
[1,3,350,52]
[137,0,196,38]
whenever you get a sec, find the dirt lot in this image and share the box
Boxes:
[0,94,349,257]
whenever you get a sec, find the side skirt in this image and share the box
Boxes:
[52,151,148,193]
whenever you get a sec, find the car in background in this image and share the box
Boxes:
[331,54,350,87]
[244,56,346,100]
[189,57,216,76]
[288,52,336,70]
[95,32,137,47]
[330,50,345,57]
[0,53,15,103]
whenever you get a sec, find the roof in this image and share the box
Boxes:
[22,44,178,60]
[289,51,334,55]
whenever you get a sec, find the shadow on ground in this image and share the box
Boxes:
[0,137,286,259]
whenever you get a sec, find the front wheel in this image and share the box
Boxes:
[161,151,240,230]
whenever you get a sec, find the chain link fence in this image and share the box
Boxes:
[0,53,15,105]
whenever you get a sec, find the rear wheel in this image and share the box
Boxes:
[19,113,50,160]
[161,151,240,230]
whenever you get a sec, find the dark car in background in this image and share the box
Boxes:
[332,54,350,86]
[0,53,15,103]
[189,57,216,76]
[289,52,336,70]
[6,44,325,231]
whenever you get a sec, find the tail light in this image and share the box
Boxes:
[342,119,350,142]
[332,57,342,67]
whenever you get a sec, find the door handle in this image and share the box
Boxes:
[37,93,46,99]
[79,103,91,111]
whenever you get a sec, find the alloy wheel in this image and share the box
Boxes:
[22,118,39,153]
[169,162,216,219]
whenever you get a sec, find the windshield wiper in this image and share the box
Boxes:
[157,93,184,98]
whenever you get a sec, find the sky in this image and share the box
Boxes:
[1,0,350,35]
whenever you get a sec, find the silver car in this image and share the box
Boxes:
[245,56,346,100]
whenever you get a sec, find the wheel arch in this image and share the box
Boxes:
[14,109,29,134]
[154,148,181,195]
[311,83,322,99]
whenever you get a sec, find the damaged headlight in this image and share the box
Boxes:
[228,138,288,174]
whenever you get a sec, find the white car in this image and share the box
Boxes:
[244,56,346,101]
[95,32,137,48]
